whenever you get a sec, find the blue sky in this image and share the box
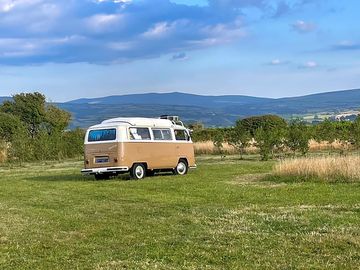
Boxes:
[0,0,359,101]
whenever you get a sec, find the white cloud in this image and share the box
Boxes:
[267,59,290,66]
[142,22,172,38]
[333,40,360,50]
[292,20,316,33]
[300,61,318,68]
[86,13,124,32]
[0,0,45,12]
[108,41,133,51]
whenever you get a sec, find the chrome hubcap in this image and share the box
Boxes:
[135,166,144,178]
[177,162,186,174]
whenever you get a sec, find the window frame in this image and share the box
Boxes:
[128,127,152,141]
[151,128,174,141]
[87,128,117,143]
[174,129,190,141]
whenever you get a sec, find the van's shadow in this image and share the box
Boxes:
[26,173,130,182]
[26,172,174,182]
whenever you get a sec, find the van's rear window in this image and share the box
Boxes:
[88,129,116,142]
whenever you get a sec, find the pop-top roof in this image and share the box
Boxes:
[101,117,174,127]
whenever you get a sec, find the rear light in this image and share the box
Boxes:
[85,160,89,165]
[114,158,118,163]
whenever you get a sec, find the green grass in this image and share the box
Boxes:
[0,156,359,269]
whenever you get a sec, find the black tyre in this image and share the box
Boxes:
[174,159,188,175]
[130,163,146,180]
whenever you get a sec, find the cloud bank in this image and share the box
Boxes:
[0,0,313,65]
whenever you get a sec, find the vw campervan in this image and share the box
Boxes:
[81,117,196,180]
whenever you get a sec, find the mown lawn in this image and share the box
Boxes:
[0,156,359,269]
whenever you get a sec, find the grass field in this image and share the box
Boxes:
[0,156,359,269]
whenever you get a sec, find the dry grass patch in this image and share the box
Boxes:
[274,156,360,182]
[194,139,352,156]
[308,139,352,152]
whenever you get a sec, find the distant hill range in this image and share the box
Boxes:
[2,89,360,127]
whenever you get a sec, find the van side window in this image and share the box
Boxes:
[152,128,173,140]
[174,129,189,141]
[129,127,151,140]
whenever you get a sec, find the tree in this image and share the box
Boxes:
[254,127,286,161]
[8,125,32,164]
[1,92,46,138]
[240,115,287,136]
[350,116,360,149]
[213,131,224,155]
[228,121,251,159]
[61,128,85,159]
[45,105,71,134]
[286,120,310,156]
[0,113,24,142]
[0,92,77,163]
[313,119,336,143]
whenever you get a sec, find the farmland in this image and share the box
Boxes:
[1,156,359,269]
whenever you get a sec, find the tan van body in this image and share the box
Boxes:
[81,117,196,179]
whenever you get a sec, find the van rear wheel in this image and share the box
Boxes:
[130,163,146,180]
[174,159,188,175]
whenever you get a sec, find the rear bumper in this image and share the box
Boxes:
[81,166,129,175]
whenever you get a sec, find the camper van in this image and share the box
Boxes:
[81,117,196,180]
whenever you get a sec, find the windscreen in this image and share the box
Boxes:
[88,129,116,142]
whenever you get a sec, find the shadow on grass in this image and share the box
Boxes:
[25,173,97,182]
[26,171,175,182]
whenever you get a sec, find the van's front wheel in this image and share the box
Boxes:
[130,163,146,180]
[174,159,188,175]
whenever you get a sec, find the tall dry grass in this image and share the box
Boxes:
[308,139,352,151]
[0,141,8,163]
[274,156,360,181]
[194,139,352,155]
[194,141,258,155]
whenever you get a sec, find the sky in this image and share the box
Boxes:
[0,0,359,101]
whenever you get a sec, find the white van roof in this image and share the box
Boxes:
[89,117,186,129]
[102,117,173,127]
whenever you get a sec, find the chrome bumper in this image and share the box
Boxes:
[81,166,129,175]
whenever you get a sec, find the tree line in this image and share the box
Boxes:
[1,92,360,164]
[190,115,360,160]
[0,92,84,163]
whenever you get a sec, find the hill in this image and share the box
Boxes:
[2,89,360,128]
[0,97,11,103]
[67,92,271,108]
[62,89,360,128]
